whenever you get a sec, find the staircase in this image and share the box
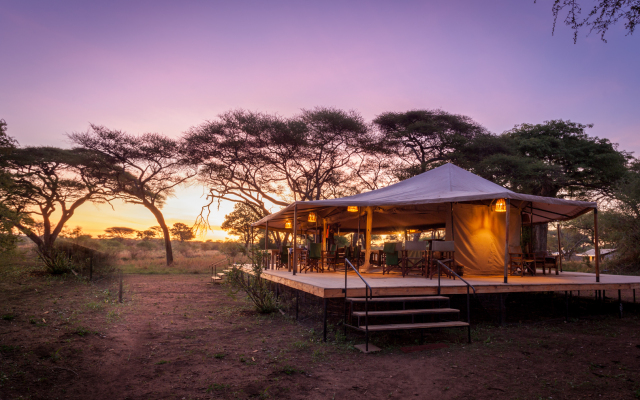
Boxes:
[342,258,475,352]
[345,295,470,338]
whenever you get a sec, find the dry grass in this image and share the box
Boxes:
[116,250,247,274]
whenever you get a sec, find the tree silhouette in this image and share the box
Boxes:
[70,125,196,265]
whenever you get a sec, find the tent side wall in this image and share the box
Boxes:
[451,203,521,275]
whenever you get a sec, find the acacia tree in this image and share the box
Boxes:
[170,222,195,242]
[103,226,137,239]
[454,119,631,251]
[0,146,112,257]
[372,109,488,180]
[544,0,639,42]
[185,108,376,247]
[220,203,263,251]
[70,125,196,265]
[0,119,21,252]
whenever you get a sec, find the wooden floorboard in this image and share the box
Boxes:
[354,321,469,332]
[352,308,459,317]
[255,267,640,298]
[346,296,449,302]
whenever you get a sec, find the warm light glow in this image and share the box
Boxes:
[347,206,358,212]
[491,198,507,212]
[407,229,418,234]
[307,212,317,223]
[285,220,292,229]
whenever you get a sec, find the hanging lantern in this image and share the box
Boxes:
[347,206,358,212]
[285,220,292,229]
[407,229,418,234]
[491,198,507,213]
[308,212,317,223]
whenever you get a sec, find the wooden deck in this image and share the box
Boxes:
[260,268,640,298]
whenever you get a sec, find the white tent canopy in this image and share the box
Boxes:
[252,163,597,276]
[252,163,596,233]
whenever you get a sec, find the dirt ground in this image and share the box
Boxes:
[1,273,640,400]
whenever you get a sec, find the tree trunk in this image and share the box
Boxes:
[144,201,174,265]
[533,223,548,253]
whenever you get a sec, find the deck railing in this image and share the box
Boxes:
[344,258,373,351]
[434,259,475,343]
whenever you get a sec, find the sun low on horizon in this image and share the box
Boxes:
[66,185,234,241]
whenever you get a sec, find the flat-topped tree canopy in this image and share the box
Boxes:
[252,163,596,234]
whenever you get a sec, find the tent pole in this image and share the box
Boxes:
[557,222,562,273]
[594,207,600,283]
[363,206,373,269]
[529,203,534,254]
[293,204,297,276]
[450,203,455,242]
[265,221,269,269]
[504,199,510,284]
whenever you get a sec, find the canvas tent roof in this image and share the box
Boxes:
[252,163,596,233]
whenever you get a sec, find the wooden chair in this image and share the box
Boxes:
[543,253,559,275]
[509,246,535,276]
[275,246,290,270]
[302,242,323,273]
[323,244,338,272]
[352,245,363,271]
[382,242,401,275]
[401,241,427,277]
[533,252,547,275]
[429,241,459,279]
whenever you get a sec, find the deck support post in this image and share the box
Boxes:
[618,289,622,319]
[503,199,510,284]
[565,291,569,322]
[594,208,600,283]
[467,285,471,344]
[293,204,297,276]
[296,290,299,321]
[498,293,504,326]
[634,289,636,303]
[323,298,328,342]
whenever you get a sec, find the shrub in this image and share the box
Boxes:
[38,240,116,276]
[224,251,277,314]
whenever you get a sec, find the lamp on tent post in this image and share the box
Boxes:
[285,220,292,229]
[491,198,507,212]
[347,206,358,213]
[308,212,317,223]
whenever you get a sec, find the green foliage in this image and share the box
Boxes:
[103,226,137,239]
[373,109,487,180]
[224,252,278,313]
[456,120,630,199]
[221,203,262,249]
[38,240,116,276]
[169,222,194,242]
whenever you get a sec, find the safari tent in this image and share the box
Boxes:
[252,163,598,279]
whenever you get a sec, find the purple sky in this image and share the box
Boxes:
[1,0,638,238]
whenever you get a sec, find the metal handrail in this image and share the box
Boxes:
[434,259,475,344]
[434,260,476,294]
[344,258,373,352]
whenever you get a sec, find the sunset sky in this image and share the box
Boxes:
[1,1,638,240]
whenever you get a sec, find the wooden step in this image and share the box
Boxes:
[346,296,448,303]
[352,308,459,317]
[350,321,469,332]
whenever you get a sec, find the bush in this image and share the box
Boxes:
[224,252,277,314]
[39,240,116,276]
